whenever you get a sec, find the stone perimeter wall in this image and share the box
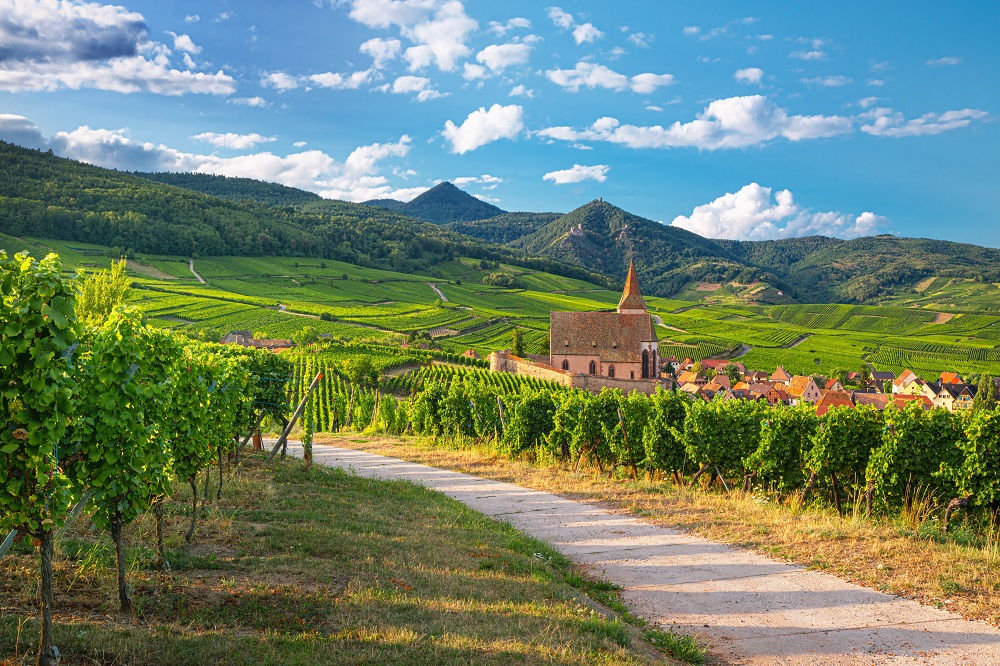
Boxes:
[489,351,661,395]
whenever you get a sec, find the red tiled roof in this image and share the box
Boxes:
[770,366,792,382]
[853,392,891,410]
[939,372,963,385]
[816,390,855,416]
[786,375,815,398]
[550,311,657,362]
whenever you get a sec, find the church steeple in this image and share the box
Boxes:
[617,259,646,314]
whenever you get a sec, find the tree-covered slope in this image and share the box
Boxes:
[445,212,562,245]
[134,171,321,207]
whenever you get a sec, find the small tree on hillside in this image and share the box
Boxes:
[973,375,997,412]
[76,259,130,327]
[511,328,524,356]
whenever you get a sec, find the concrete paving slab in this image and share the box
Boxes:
[279,441,1000,665]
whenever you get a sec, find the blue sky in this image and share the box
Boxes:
[0,1,997,245]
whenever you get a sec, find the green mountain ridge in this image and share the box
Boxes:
[5,140,1000,307]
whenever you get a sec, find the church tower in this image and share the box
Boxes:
[617,259,647,315]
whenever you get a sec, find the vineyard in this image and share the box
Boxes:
[1,253,293,666]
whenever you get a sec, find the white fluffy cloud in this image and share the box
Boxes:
[488,17,531,36]
[0,1,233,95]
[381,75,446,101]
[543,164,609,184]
[191,132,277,150]
[476,43,533,73]
[0,114,47,149]
[228,96,269,108]
[572,23,603,44]
[734,67,764,85]
[546,7,602,44]
[442,104,524,154]
[345,0,477,73]
[359,37,402,69]
[262,69,373,91]
[509,84,534,98]
[860,107,988,137]
[537,96,852,150]
[670,183,886,240]
[453,174,503,189]
[546,62,674,94]
[167,32,201,55]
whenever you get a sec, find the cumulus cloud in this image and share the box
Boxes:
[802,75,852,87]
[546,61,674,93]
[546,7,602,44]
[0,1,233,95]
[191,132,277,150]
[488,17,531,36]
[543,164,609,184]
[359,37,402,69]
[537,95,852,150]
[345,0,477,73]
[859,107,988,137]
[381,75,446,101]
[509,84,534,98]
[442,103,524,154]
[627,32,651,48]
[0,114,47,149]
[262,68,373,91]
[167,32,201,54]
[734,67,764,85]
[453,174,503,189]
[228,96,269,108]
[670,183,886,240]
[927,56,961,66]
[476,43,533,73]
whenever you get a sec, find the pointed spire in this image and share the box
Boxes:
[617,259,646,313]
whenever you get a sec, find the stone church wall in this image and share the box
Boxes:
[489,351,661,395]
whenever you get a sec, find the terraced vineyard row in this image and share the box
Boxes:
[382,365,568,396]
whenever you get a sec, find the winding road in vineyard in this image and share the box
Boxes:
[283,440,1000,665]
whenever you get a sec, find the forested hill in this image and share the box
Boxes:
[0,142,606,284]
[366,181,506,224]
[134,171,321,207]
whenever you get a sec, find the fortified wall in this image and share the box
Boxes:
[489,351,662,395]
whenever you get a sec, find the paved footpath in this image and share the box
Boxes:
[285,442,1000,665]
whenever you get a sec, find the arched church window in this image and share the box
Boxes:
[562,359,569,370]
[608,365,615,378]
[589,360,597,375]
[642,350,650,379]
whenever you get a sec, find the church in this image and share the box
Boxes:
[549,260,659,381]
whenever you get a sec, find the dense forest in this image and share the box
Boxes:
[366,181,505,224]
[135,171,321,207]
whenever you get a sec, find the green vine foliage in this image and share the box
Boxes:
[441,379,476,437]
[467,382,502,441]
[545,391,586,460]
[411,382,446,436]
[642,388,688,477]
[0,252,80,537]
[501,389,556,456]
[680,398,769,478]
[745,404,818,493]
[70,311,178,532]
[866,402,966,511]
[569,390,620,469]
[803,405,883,496]
[164,344,223,485]
[606,390,650,472]
[940,409,1000,508]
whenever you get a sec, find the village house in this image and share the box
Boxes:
[815,390,855,416]
[824,378,845,392]
[785,375,822,405]
[549,260,659,381]
[745,371,770,383]
[769,366,793,386]
[892,369,924,395]
[462,349,482,360]
[853,392,892,410]
[677,370,707,387]
[939,371,964,385]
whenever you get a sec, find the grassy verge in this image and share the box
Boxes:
[322,433,1000,627]
[1,452,688,665]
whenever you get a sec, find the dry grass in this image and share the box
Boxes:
[323,433,1000,627]
[1,452,682,665]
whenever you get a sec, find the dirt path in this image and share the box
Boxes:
[429,283,448,302]
[290,442,1000,666]
[784,333,812,348]
[188,258,206,284]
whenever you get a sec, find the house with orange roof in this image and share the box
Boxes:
[785,375,822,405]
[938,372,964,385]
[770,366,793,386]
[891,369,924,395]
[824,378,845,392]
[676,370,707,387]
[893,393,933,410]
[748,382,786,405]
[815,390,855,416]
[853,393,892,410]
